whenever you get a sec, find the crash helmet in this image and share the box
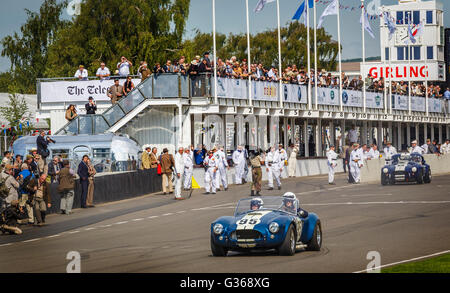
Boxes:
[282,192,297,210]
[250,198,264,210]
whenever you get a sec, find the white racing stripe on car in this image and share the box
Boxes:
[236,211,272,230]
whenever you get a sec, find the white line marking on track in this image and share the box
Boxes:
[353,250,450,273]
[340,193,393,197]
[0,243,12,247]
[114,221,128,225]
[303,201,450,206]
[85,227,96,231]
[176,211,186,214]
[68,231,80,234]
[147,216,158,219]
[22,238,41,243]
[132,218,144,221]
[46,234,61,238]
[296,185,355,196]
[162,213,174,216]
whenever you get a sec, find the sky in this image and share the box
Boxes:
[0,0,449,72]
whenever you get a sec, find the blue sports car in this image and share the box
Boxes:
[210,194,322,256]
[381,153,431,185]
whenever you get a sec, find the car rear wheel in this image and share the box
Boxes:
[306,221,322,251]
[278,224,296,256]
[211,235,228,257]
[424,169,432,184]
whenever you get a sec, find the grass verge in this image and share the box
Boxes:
[382,253,450,273]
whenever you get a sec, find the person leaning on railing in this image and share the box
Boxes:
[65,104,77,122]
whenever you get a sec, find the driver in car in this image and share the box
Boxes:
[250,198,264,211]
[282,192,308,218]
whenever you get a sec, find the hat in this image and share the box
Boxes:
[386,141,392,145]
[79,64,84,68]
[204,51,210,55]
[88,96,93,100]
[191,60,198,65]
[195,55,201,60]
[411,140,418,144]
[353,143,360,147]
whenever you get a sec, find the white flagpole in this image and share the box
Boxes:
[408,16,412,115]
[361,0,366,113]
[314,0,318,110]
[337,0,343,112]
[277,0,283,108]
[424,19,429,117]
[213,0,218,104]
[387,7,392,115]
[307,4,311,111]
[246,0,252,106]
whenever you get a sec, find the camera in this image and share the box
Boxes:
[47,137,56,144]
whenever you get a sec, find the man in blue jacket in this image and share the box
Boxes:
[77,155,90,208]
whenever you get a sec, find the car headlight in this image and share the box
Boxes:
[412,167,417,173]
[383,168,388,174]
[213,223,223,235]
[269,222,279,234]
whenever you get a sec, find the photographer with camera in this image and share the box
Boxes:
[36,130,55,162]
[27,174,51,226]
[17,158,35,225]
[85,96,97,114]
[1,200,27,235]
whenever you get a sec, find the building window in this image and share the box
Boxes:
[427,46,433,59]
[413,46,420,60]
[413,11,420,25]
[397,11,404,25]
[385,48,390,61]
[397,47,404,61]
[405,11,412,24]
[426,11,433,24]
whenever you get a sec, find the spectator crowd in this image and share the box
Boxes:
[0,131,96,235]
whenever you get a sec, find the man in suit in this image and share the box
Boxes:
[77,155,90,208]
[85,97,97,114]
[150,147,159,169]
[107,78,124,104]
[141,146,151,170]
[47,156,63,184]
[36,130,53,161]
[160,148,175,194]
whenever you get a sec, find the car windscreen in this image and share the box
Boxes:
[234,196,298,217]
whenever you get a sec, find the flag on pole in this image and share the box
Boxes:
[292,0,306,20]
[317,0,338,29]
[303,2,308,26]
[406,20,417,44]
[360,9,375,39]
[412,21,424,38]
[254,0,275,13]
[382,11,397,40]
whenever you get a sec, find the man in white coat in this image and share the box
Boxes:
[326,145,338,185]
[183,147,194,190]
[204,148,219,194]
[349,143,362,184]
[232,146,246,185]
[383,141,397,163]
[215,145,229,191]
[266,146,282,190]
[410,140,424,154]
[441,139,450,155]
[278,144,287,178]
[174,147,185,200]
[367,144,380,160]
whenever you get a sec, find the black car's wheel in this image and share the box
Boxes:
[381,175,389,186]
[210,235,228,257]
[416,169,424,184]
[306,221,322,251]
[424,169,432,184]
[278,224,296,256]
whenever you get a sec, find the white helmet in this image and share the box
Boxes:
[250,197,264,210]
[282,192,297,200]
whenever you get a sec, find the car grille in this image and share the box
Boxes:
[394,171,405,176]
[236,230,262,240]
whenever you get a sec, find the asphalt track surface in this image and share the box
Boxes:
[1,173,450,273]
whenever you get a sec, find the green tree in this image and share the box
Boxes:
[0,91,34,138]
[45,0,191,77]
[0,0,69,93]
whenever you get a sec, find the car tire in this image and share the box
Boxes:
[416,169,424,184]
[210,235,228,257]
[381,175,389,186]
[306,221,322,251]
[278,224,296,256]
[424,169,431,184]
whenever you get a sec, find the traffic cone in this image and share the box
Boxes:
[191,176,201,189]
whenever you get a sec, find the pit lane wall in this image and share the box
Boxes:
[191,157,344,188]
[360,154,450,183]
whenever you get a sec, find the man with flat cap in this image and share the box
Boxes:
[326,145,338,185]
[383,141,397,162]
[410,140,424,154]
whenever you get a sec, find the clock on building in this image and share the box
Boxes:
[395,27,409,45]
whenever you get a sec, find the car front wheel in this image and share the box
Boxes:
[278,224,296,256]
[211,235,228,257]
[306,221,322,251]
[424,169,432,184]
